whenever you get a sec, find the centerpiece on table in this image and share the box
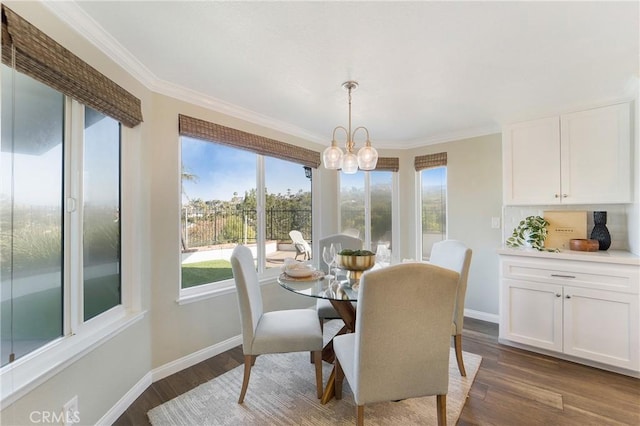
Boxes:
[336,249,376,284]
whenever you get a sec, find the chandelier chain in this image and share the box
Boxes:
[322,80,378,173]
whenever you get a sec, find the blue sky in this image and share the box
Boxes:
[181,137,310,202]
[182,137,446,202]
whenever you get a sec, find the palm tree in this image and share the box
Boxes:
[181,165,199,250]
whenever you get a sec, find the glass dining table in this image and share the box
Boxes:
[277,270,359,404]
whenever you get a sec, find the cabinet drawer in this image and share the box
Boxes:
[502,258,639,294]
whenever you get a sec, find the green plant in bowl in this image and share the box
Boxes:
[338,249,375,256]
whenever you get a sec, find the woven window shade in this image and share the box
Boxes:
[414,152,447,171]
[374,157,399,172]
[179,114,321,169]
[1,5,143,128]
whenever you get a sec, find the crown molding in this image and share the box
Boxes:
[381,124,501,150]
[42,1,328,146]
[42,1,503,150]
[42,1,157,89]
[151,78,328,145]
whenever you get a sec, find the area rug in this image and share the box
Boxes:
[148,321,482,425]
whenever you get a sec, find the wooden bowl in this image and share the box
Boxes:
[570,239,599,252]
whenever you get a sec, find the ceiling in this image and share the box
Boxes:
[46,1,639,149]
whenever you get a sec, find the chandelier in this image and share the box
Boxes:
[322,81,378,174]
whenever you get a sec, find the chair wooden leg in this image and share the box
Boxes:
[436,394,447,426]
[313,350,323,398]
[335,358,344,399]
[238,355,254,404]
[356,405,364,426]
[454,334,466,376]
[312,321,325,363]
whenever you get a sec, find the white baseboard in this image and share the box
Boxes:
[151,334,243,382]
[97,372,152,425]
[464,308,499,324]
[102,334,242,423]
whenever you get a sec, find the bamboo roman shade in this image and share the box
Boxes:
[414,152,447,171]
[179,114,321,169]
[374,157,400,172]
[1,5,143,128]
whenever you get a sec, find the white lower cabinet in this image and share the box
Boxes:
[563,286,638,369]
[503,279,563,351]
[500,253,639,374]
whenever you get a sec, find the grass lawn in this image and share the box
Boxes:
[182,259,233,288]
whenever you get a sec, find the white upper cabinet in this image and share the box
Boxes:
[503,102,631,205]
[503,116,561,205]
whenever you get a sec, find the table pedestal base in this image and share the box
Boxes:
[320,299,356,404]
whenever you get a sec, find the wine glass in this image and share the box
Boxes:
[376,244,390,267]
[332,243,342,278]
[322,245,335,280]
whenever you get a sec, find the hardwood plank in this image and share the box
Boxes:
[475,369,564,410]
[115,318,640,425]
[562,403,635,426]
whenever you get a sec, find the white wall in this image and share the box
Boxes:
[404,134,504,318]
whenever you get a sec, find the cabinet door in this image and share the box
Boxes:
[503,117,561,205]
[501,279,563,351]
[563,286,639,370]
[560,103,631,203]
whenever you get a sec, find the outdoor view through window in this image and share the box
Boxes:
[1,65,123,367]
[340,170,393,252]
[421,166,447,258]
[180,137,312,289]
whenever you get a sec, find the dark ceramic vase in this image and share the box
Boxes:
[590,211,611,251]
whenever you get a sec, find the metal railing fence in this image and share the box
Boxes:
[181,207,312,249]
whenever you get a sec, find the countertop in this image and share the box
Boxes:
[497,247,640,266]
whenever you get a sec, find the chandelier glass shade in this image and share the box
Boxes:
[322,81,378,174]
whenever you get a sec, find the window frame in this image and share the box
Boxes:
[416,165,448,261]
[177,137,315,304]
[0,95,143,408]
[337,170,399,263]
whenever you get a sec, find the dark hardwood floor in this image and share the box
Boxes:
[114,318,639,425]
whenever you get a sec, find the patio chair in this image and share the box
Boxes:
[289,230,312,260]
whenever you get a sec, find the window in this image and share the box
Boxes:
[1,64,65,365]
[0,4,142,403]
[339,170,395,258]
[1,65,124,369]
[420,166,447,259]
[180,137,313,292]
[82,107,121,321]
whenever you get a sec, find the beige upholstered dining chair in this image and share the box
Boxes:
[230,245,323,403]
[429,239,473,376]
[342,228,361,238]
[316,233,362,329]
[333,263,460,426]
